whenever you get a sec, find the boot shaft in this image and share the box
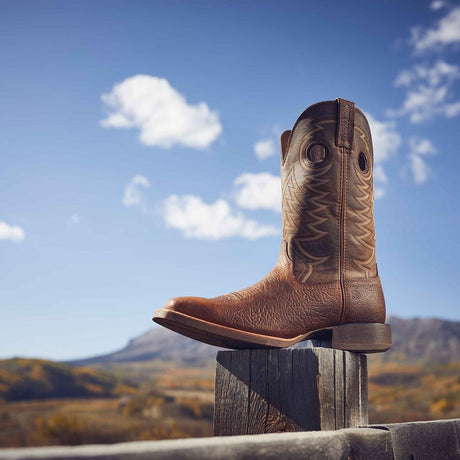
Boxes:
[281,99,377,283]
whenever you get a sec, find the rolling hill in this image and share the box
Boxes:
[0,359,137,401]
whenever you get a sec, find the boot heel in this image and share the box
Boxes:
[330,323,392,353]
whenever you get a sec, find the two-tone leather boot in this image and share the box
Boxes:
[153,99,391,353]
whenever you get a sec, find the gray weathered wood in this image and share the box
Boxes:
[371,419,460,460]
[0,428,395,460]
[214,347,368,436]
[213,349,250,436]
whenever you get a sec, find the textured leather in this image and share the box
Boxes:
[165,242,342,338]
[160,99,386,338]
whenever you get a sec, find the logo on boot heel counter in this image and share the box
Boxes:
[350,290,361,300]
[349,281,378,302]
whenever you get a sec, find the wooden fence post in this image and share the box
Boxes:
[213,347,368,436]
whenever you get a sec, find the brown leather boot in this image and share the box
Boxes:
[153,99,391,353]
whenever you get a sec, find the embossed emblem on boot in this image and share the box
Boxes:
[305,143,328,165]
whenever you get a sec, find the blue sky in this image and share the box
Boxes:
[1,1,459,360]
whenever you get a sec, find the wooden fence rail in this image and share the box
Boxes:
[0,420,458,459]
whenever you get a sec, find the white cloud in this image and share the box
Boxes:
[408,136,438,184]
[163,195,278,240]
[365,114,402,163]
[391,61,460,123]
[373,164,388,184]
[0,222,25,243]
[404,85,449,123]
[123,175,150,208]
[395,60,459,87]
[374,187,385,199]
[410,6,460,52]
[445,100,460,117]
[254,139,276,159]
[363,113,402,199]
[409,155,431,184]
[409,136,437,156]
[233,172,281,212]
[101,75,222,149]
[71,214,80,224]
[430,1,445,11]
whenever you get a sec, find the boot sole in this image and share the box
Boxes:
[152,309,392,353]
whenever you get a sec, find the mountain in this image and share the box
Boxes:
[378,316,460,363]
[70,326,216,366]
[70,316,460,366]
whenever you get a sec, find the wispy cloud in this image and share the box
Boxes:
[254,139,276,159]
[390,61,460,123]
[410,6,460,52]
[366,114,402,163]
[409,136,438,156]
[163,195,278,240]
[233,172,281,212]
[383,7,452,189]
[408,136,438,184]
[394,60,459,87]
[409,155,431,184]
[430,1,445,11]
[123,175,150,208]
[101,75,222,149]
[374,187,385,199]
[0,222,25,243]
[373,164,388,184]
[71,214,80,224]
[364,113,401,198]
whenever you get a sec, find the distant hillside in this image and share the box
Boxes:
[377,316,460,364]
[71,327,215,367]
[71,316,460,366]
[0,359,137,401]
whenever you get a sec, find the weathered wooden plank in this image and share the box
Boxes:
[344,352,359,427]
[359,354,369,425]
[247,349,269,434]
[266,348,298,432]
[334,349,345,430]
[213,349,251,436]
[0,428,396,460]
[292,348,320,431]
[214,347,368,436]
[317,348,336,431]
[372,419,460,460]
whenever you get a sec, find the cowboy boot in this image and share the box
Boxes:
[153,99,391,353]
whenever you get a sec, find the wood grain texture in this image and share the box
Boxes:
[213,349,251,436]
[373,419,460,460]
[214,348,368,436]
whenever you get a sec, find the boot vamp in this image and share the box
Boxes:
[162,249,342,339]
